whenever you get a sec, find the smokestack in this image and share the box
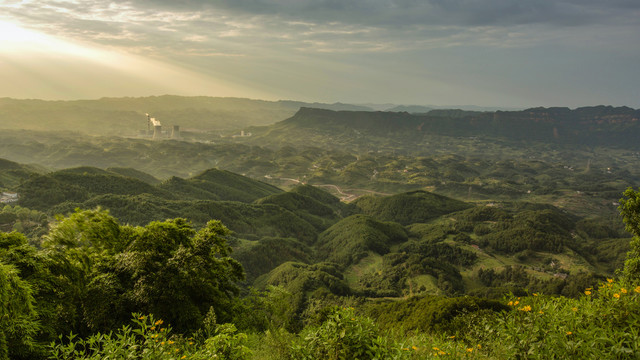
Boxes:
[171,125,180,139]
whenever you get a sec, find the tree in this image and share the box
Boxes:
[42,208,245,334]
[0,262,40,360]
[618,187,640,282]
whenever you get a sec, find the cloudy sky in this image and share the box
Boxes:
[0,0,638,108]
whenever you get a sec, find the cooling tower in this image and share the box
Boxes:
[153,125,162,139]
[171,125,180,139]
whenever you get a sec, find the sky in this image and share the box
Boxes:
[0,0,638,108]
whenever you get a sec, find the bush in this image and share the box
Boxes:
[290,307,401,360]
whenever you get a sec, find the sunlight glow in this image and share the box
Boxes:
[0,19,271,100]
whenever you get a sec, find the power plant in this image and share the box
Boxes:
[142,113,180,140]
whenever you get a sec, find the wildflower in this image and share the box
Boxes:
[175,348,180,352]
[138,315,145,320]
[571,307,578,312]
[168,340,174,345]
[189,342,194,345]
[614,293,620,299]
[477,344,482,349]
[585,287,592,291]
[519,306,532,312]
[433,347,440,351]
[607,278,614,283]
[621,288,628,294]
[514,301,519,306]
[155,319,164,326]
[585,291,591,295]
[449,335,455,339]
[402,348,409,351]
[150,326,156,331]
[467,348,473,353]
[538,311,544,314]
[533,293,538,296]
[412,346,418,350]
[507,301,513,306]
[161,341,165,345]
[566,331,572,335]
[181,356,186,360]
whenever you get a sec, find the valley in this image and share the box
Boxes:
[1,97,639,359]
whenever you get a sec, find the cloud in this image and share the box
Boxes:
[3,0,638,58]
[131,0,640,27]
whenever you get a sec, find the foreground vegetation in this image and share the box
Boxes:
[1,187,640,359]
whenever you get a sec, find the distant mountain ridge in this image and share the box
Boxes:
[0,96,373,135]
[251,105,640,149]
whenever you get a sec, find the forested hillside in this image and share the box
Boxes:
[2,102,640,359]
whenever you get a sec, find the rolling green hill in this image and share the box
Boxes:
[352,190,471,225]
[158,168,282,202]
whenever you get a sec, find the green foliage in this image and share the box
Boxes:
[0,262,40,360]
[316,215,407,267]
[256,262,350,331]
[290,307,401,360]
[159,168,282,203]
[366,295,508,335]
[38,209,245,336]
[619,187,640,283]
[478,209,574,254]
[255,190,342,231]
[466,280,640,359]
[232,237,313,281]
[49,313,251,360]
[353,191,471,226]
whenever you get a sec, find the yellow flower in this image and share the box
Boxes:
[607,278,614,283]
[175,348,180,352]
[477,344,482,349]
[585,287,592,291]
[155,319,164,326]
[538,311,544,314]
[571,307,578,312]
[467,348,473,353]
[168,340,174,345]
[138,315,145,320]
[150,326,156,331]
[566,331,572,335]
[585,291,591,295]
[432,347,440,351]
[519,305,532,312]
[189,342,194,345]
[181,356,186,360]
[161,341,165,345]
[507,301,513,306]
[621,288,628,294]
[614,293,620,299]
[412,346,418,350]
[449,335,455,339]
[438,351,446,355]
[533,293,538,296]
[514,301,519,306]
